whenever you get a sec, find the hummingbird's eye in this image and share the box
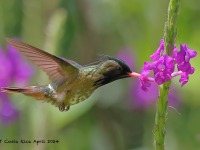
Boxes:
[116,66,121,71]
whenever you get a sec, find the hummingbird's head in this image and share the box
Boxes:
[93,56,133,87]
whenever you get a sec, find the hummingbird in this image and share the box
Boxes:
[1,38,137,112]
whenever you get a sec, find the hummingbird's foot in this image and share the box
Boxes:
[59,103,70,112]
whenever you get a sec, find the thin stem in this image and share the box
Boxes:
[154,0,180,150]
[164,0,180,56]
[154,81,171,150]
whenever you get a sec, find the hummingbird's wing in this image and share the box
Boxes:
[59,57,82,69]
[7,38,81,84]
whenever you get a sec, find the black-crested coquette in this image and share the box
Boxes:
[1,38,137,112]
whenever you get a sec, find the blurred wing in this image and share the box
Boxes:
[59,57,82,69]
[7,38,80,84]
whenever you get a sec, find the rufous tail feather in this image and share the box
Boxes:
[1,86,47,100]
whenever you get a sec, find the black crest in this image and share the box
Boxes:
[105,55,132,73]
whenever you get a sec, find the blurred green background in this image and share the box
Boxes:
[0,0,200,149]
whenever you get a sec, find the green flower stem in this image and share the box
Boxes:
[154,0,180,150]
[164,0,180,56]
[154,81,171,150]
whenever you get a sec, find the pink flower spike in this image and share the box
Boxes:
[139,39,197,91]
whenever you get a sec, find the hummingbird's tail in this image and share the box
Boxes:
[1,85,47,100]
[1,86,33,93]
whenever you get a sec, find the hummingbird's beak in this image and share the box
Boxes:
[128,72,140,78]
